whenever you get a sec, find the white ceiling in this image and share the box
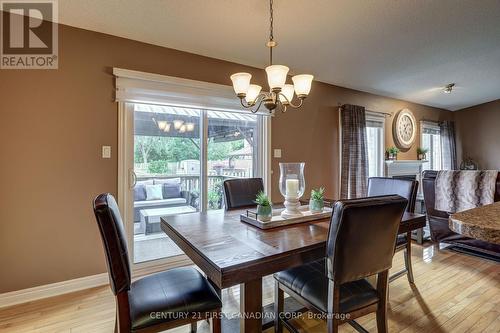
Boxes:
[58,0,500,111]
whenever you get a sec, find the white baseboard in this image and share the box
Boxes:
[0,273,110,308]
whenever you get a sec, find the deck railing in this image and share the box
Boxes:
[136,174,241,193]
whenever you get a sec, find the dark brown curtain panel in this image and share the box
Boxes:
[340,104,368,199]
[440,120,458,170]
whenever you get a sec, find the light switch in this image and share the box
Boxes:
[274,149,282,158]
[102,146,111,158]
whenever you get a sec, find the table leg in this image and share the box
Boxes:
[240,278,262,333]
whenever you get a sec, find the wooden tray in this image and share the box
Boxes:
[240,205,333,229]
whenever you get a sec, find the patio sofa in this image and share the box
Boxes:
[133,178,191,223]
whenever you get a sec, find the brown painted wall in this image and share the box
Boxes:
[455,99,500,169]
[0,23,451,293]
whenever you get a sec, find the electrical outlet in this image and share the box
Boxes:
[274,149,282,158]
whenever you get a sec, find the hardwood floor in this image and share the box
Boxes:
[0,243,498,333]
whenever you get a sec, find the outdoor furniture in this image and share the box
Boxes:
[160,204,426,332]
[140,206,197,235]
[92,193,222,333]
[133,178,191,223]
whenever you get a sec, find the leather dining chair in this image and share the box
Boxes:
[223,177,264,210]
[93,193,222,333]
[274,195,408,333]
[367,177,419,284]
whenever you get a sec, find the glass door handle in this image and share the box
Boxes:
[130,169,137,188]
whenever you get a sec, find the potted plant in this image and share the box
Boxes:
[255,191,273,222]
[309,187,325,213]
[386,146,400,160]
[417,147,428,161]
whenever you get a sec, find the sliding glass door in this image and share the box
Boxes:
[123,102,266,265]
[132,104,201,263]
[207,110,258,210]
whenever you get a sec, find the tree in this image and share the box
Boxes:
[135,136,163,164]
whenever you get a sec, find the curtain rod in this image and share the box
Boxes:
[338,103,392,117]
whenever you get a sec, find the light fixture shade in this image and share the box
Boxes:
[185,122,195,131]
[173,120,184,130]
[245,84,262,104]
[163,123,171,132]
[292,74,314,97]
[230,72,252,95]
[279,84,295,104]
[265,65,289,90]
[179,125,186,133]
[157,120,168,130]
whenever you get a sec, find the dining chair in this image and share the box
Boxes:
[367,177,419,283]
[222,177,264,210]
[93,193,222,333]
[274,195,408,333]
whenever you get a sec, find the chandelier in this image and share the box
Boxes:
[230,0,314,114]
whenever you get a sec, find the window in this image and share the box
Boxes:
[366,113,385,177]
[421,121,442,171]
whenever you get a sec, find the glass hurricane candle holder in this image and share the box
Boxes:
[279,162,305,218]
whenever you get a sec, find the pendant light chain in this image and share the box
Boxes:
[269,0,274,65]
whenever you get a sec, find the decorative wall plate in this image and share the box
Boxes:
[393,109,417,149]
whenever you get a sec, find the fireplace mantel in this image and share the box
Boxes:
[384,160,427,177]
[384,160,428,197]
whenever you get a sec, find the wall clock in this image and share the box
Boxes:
[393,108,417,149]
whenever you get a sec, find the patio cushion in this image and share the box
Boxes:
[134,185,146,201]
[163,183,181,199]
[134,198,187,208]
[153,178,182,199]
[145,184,163,200]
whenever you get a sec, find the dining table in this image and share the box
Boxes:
[160,207,426,333]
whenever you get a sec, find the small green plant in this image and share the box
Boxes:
[386,146,400,155]
[311,187,325,201]
[254,191,271,207]
[416,147,428,155]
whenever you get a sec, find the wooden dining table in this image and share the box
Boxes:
[160,208,426,333]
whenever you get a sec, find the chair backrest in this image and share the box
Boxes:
[223,178,264,210]
[93,193,131,295]
[326,195,407,284]
[367,177,418,213]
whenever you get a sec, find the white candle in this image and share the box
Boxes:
[286,178,299,197]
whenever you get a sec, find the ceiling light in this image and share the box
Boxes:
[173,120,184,130]
[185,122,195,131]
[179,125,186,133]
[157,120,168,131]
[443,83,455,94]
[230,0,313,114]
[162,123,171,132]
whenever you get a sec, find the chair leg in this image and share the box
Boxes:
[327,317,339,333]
[274,281,284,333]
[190,321,197,333]
[212,310,221,333]
[405,232,415,284]
[376,271,389,333]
